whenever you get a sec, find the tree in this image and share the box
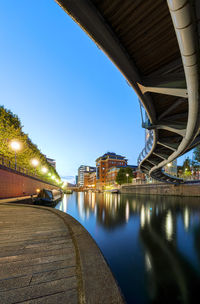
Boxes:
[116,167,133,185]
[182,157,191,178]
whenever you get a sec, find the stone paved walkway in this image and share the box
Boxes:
[0,204,124,304]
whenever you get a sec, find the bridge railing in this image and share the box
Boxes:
[0,154,57,186]
[137,130,154,166]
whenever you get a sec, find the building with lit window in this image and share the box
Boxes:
[106,167,121,187]
[78,165,96,187]
[96,152,127,190]
[83,171,96,189]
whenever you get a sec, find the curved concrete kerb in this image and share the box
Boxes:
[0,203,124,304]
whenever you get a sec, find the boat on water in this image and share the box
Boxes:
[34,189,63,207]
[64,189,73,194]
[104,189,119,193]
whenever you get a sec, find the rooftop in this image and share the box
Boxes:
[96,152,127,162]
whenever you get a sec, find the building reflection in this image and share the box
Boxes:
[74,193,196,236]
[74,192,196,241]
[183,207,190,231]
[77,192,86,220]
[140,205,146,228]
[58,194,69,213]
[125,201,129,223]
[165,210,173,241]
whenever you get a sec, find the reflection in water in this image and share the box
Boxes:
[165,210,173,241]
[140,205,145,228]
[58,193,69,213]
[145,252,152,272]
[184,207,190,231]
[77,192,85,220]
[125,201,129,223]
[56,193,200,304]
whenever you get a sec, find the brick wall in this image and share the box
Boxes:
[120,183,200,197]
[0,166,59,199]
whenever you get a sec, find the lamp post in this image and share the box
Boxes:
[126,173,129,184]
[10,140,21,170]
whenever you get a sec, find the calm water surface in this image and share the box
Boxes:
[56,192,200,304]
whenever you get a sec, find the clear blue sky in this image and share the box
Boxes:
[0,1,190,180]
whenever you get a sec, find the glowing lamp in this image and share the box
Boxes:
[10,140,21,151]
[31,159,39,167]
[41,167,48,173]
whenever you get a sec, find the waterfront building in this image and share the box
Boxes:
[46,157,56,169]
[84,171,96,189]
[75,175,78,186]
[78,165,96,187]
[106,166,121,187]
[96,152,127,190]
[135,170,146,182]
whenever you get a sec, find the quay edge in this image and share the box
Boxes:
[120,183,200,197]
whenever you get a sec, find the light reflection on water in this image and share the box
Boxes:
[56,193,200,304]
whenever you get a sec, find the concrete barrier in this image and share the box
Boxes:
[120,183,200,197]
[0,166,59,199]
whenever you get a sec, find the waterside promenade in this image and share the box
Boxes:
[0,203,124,304]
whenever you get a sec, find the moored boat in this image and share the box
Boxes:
[34,189,63,207]
[104,189,119,193]
[64,189,73,194]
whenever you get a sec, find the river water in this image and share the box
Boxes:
[56,192,200,304]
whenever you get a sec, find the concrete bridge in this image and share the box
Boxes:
[56,0,200,183]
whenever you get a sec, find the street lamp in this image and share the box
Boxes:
[31,159,39,167]
[126,173,129,184]
[10,140,21,169]
[31,158,39,175]
[41,167,48,174]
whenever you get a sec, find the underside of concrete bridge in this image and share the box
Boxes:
[56,0,200,183]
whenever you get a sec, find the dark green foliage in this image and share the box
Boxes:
[183,157,191,171]
[116,167,133,185]
[0,106,60,182]
[181,157,191,178]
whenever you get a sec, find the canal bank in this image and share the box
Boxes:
[0,203,124,304]
[120,183,200,197]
